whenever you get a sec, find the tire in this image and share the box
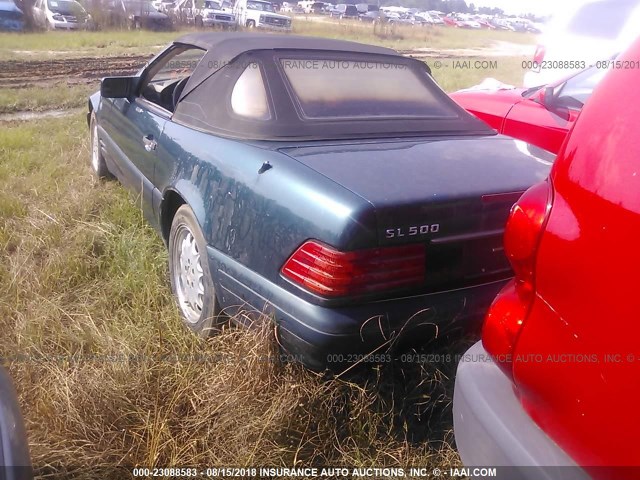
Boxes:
[89,113,113,180]
[246,19,255,28]
[169,204,222,337]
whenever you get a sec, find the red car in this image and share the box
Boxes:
[450,64,608,154]
[453,39,640,477]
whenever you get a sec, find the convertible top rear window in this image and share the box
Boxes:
[280,58,457,119]
[172,35,494,140]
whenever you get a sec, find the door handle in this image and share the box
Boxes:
[142,134,157,152]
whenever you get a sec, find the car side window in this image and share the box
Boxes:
[230,63,271,120]
[140,46,206,113]
[554,65,609,109]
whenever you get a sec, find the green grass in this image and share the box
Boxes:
[0,83,97,114]
[432,56,527,92]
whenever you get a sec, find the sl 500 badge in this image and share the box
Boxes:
[385,224,440,239]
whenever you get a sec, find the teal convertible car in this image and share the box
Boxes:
[89,32,552,371]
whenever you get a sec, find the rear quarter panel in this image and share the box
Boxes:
[511,43,640,469]
[154,121,377,297]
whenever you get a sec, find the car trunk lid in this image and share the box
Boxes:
[278,135,553,291]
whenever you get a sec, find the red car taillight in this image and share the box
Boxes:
[281,240,426,298]
[483,181,552,379]
[533,45,546,65]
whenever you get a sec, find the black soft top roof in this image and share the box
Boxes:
[171,33,494,141]
[177,32,400,97]
[176,32,399,56]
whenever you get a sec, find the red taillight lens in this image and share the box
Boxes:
[281,240,426,297]
[533,45,546,64]
[504,181,552,291]
[483,181,552,378]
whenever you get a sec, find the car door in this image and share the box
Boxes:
[503,65,607,153]
[100,45,206,215]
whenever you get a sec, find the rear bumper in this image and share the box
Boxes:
[453,342,589,479]
[208,247,506,371]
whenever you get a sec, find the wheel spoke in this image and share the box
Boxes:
[173,224,210,325]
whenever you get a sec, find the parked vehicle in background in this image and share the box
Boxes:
[321,2,333,13]
[489,17,514,30]
[454,37,640,477]
[0,0,25,30]
[169,0,201,25]
[509,17,541,33]
[90,32,551,372]
[125,0,171,28]
[442,13,456,26]
[353,2,365,13]
[32,0,91,29]
[297,0,322,13]
[414,12,436,24]
[473,17,495,29]
[397,13,424,25]
[200,0,235,27]
[151,0,175,12]
[234,0,291,29]
[428,12,444,25]
[358,9,377,22]
[0,366,31,477]
[106,0,171,28]
[454,14,481,29]
[451,62,609,154]
[329,3,357,18]
[524,0,640,87]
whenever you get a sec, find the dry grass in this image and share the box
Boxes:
[0,114,470,478]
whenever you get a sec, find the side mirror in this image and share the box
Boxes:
[100,76,139,99]
[541,86,570,121]
[542,86,555,107]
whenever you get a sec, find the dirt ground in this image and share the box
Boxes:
[0,54,152,89]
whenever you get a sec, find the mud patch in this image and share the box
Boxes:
[0,54,152,88]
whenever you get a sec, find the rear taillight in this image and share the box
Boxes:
[533,45,546,65]
[482,181,552,378]
[281,240,426,298]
